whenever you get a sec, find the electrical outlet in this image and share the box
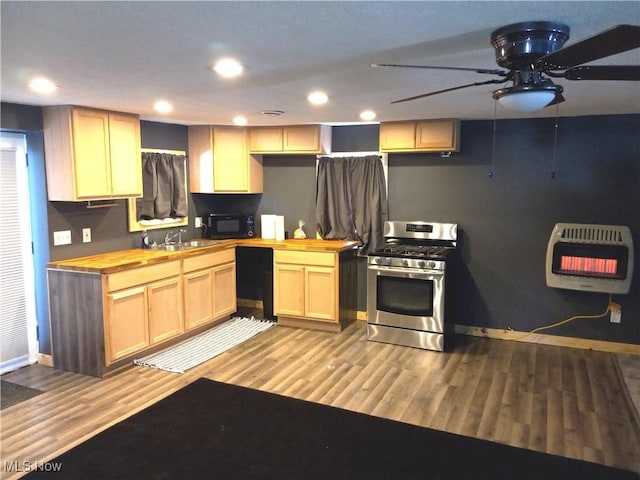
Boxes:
[195,216,202,228]
[82,228,92,243]
[53,230,72,246]
[610,302,622,323]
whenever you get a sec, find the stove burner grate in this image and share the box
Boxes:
[377,244,453,259]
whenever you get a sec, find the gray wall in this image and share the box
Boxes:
[2,103,638,352]
[388,116,639,344]
[253,118,640,345]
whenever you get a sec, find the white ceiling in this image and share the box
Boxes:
[2,1,639,126]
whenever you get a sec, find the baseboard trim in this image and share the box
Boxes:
[37,353,54,367]
[356,311,638,354]
[237,298,263,309]
[454,324,640,355]
[278,316,341,333]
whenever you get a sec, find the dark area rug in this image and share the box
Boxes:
[27,378,638,480]
[1,380,44,410]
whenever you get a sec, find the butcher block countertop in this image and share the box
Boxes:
[236,238,359,251]
[47,238,359,274]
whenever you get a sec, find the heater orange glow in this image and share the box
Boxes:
[560,256,618,275]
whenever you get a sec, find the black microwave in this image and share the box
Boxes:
[205,214,254,239]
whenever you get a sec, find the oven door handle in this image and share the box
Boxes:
[368,264,443,276]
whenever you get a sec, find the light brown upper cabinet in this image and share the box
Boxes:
[379,119,460,153]
[188,125,263,194]
[43,106,142,201]
[249,125,332,154]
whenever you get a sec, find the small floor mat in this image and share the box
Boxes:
[134,316,275,373]
[1,380,44,409]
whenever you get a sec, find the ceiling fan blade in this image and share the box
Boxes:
[537,24,640,69]
[371,63,508,76]
[391,79,507,104]
[564,65,640,81]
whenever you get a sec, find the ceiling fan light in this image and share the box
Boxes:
[497,90,556,112]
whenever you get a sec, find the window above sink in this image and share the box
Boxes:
[128,148,188,232]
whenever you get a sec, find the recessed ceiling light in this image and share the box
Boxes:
[307,91,329,105]
[213,58,243,78]
[154,100,173,113]
[359,110,377,121]
[233,116,248,125]
[29,77,57,94]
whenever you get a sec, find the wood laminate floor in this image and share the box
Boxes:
[1,318,639,479]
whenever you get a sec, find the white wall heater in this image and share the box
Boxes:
[546,223,634,294]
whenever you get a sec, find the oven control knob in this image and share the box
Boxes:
[428,261,437,269]
[402,259,409,267]
[418,260,426,268]
[384,258,393,266]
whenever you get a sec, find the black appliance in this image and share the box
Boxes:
[205,214,255,239]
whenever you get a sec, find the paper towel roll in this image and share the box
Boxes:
[275,216,285,241]
[261,215,276,239]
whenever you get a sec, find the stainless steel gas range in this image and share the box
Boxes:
[367,221,457,351]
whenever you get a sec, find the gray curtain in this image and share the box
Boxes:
[139,152,188,220]
[171,156,188,217]
[139,153,157,219]
[316,155,388,254]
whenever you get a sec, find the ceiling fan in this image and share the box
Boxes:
[372,22,640,112]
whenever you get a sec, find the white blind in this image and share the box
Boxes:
[0,136,36,372]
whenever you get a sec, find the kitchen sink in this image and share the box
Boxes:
[152,244,184,251]
[151,239,224,251]
[181,239,223,247]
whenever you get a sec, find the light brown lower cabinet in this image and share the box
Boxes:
[104,286,149,363]
[105,277,183,365]
[273,249,356,332]
[273,263,306,317]
[104,276,184,363]
[104,261,183,365]
[305,267,337,321]
[183,249,237,330]
[183,269,215,330]
[212,262,237,319]
[274,261,336,321]
[48,247,236,377]
[148,278,184,344]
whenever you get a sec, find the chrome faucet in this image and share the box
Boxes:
[165,228,187,244]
